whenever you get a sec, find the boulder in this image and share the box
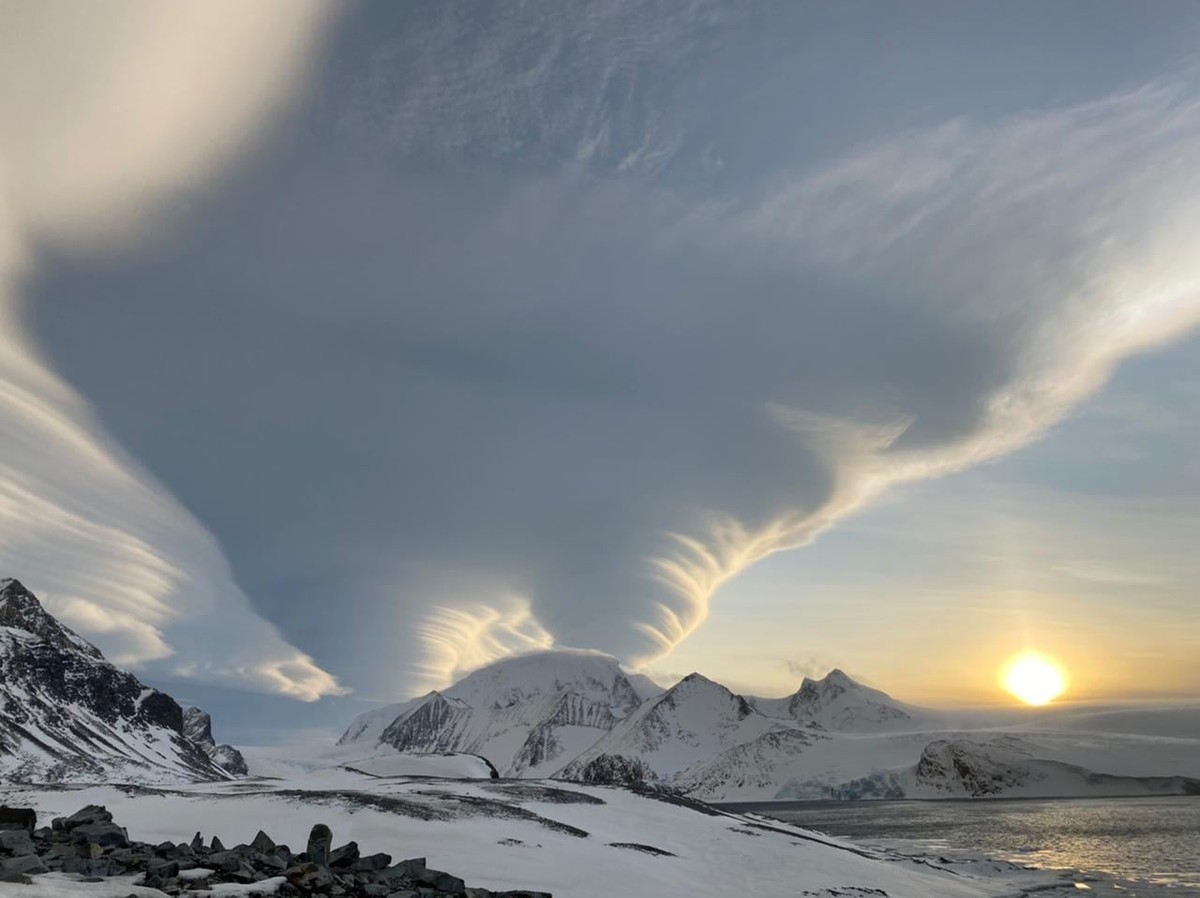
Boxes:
[306,824,332,868]
[0,808,36,832]
[351,853,392,873]
[329,841,359,868]
[70,822,129,849]
[415,868,466,893]
[0,829,35,855]
[251,830,277,854]
[1,854,47,875]
[285,861,334,892]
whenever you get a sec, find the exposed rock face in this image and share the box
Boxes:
[557,673,801,792]
[343,650,659,777]
[751,669,913,731]
[0,578,233,784]
[183,707,249,776]
[0,804,552,897]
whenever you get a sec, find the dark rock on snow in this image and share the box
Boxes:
[0,804,553,896]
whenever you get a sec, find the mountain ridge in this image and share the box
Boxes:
[0,578,242,784]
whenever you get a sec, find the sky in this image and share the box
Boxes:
[2,1,1200,741]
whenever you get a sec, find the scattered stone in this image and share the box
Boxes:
[0,804,552,897]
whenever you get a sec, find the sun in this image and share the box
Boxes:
[1001,651,1067,705]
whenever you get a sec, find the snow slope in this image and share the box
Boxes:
[0,767,1043,898]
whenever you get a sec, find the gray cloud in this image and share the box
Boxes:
[8,2,1200,702]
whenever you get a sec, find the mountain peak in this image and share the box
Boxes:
[442,648,659,714]
[0,577,102,658]
[0,580,234,783]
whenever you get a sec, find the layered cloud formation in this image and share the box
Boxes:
[0,0,343,699]
[4,2,1200,700]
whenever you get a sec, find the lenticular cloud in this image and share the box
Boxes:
[0,0,344,699]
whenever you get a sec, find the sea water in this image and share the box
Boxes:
[723,796,1200,894]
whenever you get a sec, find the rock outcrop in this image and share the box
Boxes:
[183,706,249,776]
[0,578,236,784]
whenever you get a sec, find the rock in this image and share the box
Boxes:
[385,891,419,898]
[380,858,425,882]
[71,822,129,849]
[59,806,113,831]
[191,832,205,853]
[361,885,391,897]
[0,828,35,855]
[256,852,287,872]
[207,850,244,873]
[328,841,359,868]
[0,870,32,884]
[251,830,277,854]
[306,824,332,868]
[0,808,36,832]
[147,859,180,879]
[414,868,466,893]
[350,853,392,873]
[285,861,334,892]
[211,836,226,852]
[1,854,47,875]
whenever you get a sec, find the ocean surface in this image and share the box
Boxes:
[723,796,1200,894]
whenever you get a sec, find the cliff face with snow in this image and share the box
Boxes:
[339,650,661,777]
[0,578,236,784]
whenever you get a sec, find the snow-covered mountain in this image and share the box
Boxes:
[808,737,1200,800]
[0,578,237,784]
[339,651,1200,802]
[338,649,662,776]
[751,668,916,731]
[557,672,820,794]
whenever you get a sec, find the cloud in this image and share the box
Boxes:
[415,598,556,691]
[9,4,1200,701]
[0,0,344,699]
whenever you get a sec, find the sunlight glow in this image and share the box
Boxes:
[1001,650,1068,705]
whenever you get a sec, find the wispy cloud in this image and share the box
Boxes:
[0,0,344,699]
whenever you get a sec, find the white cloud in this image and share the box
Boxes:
[630,73,1200,668]
[0,0,344,700]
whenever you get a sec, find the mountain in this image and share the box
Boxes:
[338,649,662,776]
[556,672,819,793]
[338,654,1200,802]
[183,706,249,776]
[751,669,915,731]
[440,649,661,714]
[808,737,1200,800]
[0,578,236,784]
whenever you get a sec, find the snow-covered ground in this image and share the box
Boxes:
[0,757,1077,898]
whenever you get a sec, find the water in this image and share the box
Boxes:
[723,796,1200,893]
